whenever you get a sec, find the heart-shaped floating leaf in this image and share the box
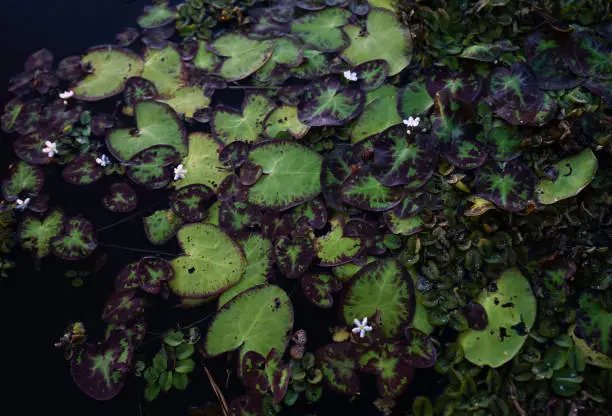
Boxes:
[321,144,361,212]
[170,184,214,223]
[191,40,222,72]
[91,114,116,136]
[301,274,342,308]
[458,43,501,62]
[350,84,401,142]
[298,76,365,127]
[524,32,582,90]
[476,160,536,212]
[247,141,323,210]
[73,45,144,101]
[127,145,180,189]
[107,100,187,162]
[402,328,437,367]
[2,160,44,201]
[571,325,612,370]
[242,350,291,404]
[204,284,293,364]
[209,34,274,81]
[275,236,315,279]
[291,8,351,52]
[218,201,261,237]
[317,342,359,395]
[426,70,483,103]
[314,217,364,267]
[459,268,537,368]
[575,293,612,359]
[294,197,327,230]
[343,258,414,338]
[218,175,249,204]
[212,93,275,144]
[219,141,249,169]
[169,223,246,298]
[356,60,389,92]
[116,27,139,47]
[158,86,211,118]
[13,132,53,165]
[264,106,310,140]
[2,99,23,133]
[137,2,176,29]
[255,37,304,82]
[536,149,598,205]
[218,233,274,308]
[357,342,415,397]
[384,212,423,236]
[485,123,523,162]
[143,209,183,245]
[25,48,53,72]
[341,168,404,212]
[239,164,263,188]
[137,256,174,294]
[105,317,147,349]
[114,262,139,292]
[122,77,158,117]
[290,49,334,79]
[567,31,611,79]
[101,289,145,324]
[489,63,544,123]
[142,45,186,97]
[62,154,104,185]
[172,133,229,191]
[71,327,132,400]
[445,133,488,171]
[102,183,138,213]
[341,8,412,76]
[18,209,64,259]
[50,217,97,261]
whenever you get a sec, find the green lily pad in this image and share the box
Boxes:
[73,45,144,101]
[575,293,612,358]
[341,168,404,212]
[204,284,293,365]
[314,217,364,266]
[291,8,351,52]
[298,76,365,127]
[172,132,230,191]
[384,213,424,236]
[397,81,434,118]
[137,2,176,29]
[192,41,222,72]
[570,325,612,370]
[2,160,44,201]
[209,34,274,81]
[459,268,537,368]
[341,8,412,76]
[290,49,333,79]
[255,37,304,83]
[169,223,246,299]
[50,217,98,261]
[264,106,310,140]
[343,258,415,338]
[142,45,186,97]
[143,209,183,245]
[159,86,211,118]
[349,84,401,143]
[212,93,275,144]
[106,100,187,162]
[536,149,598,205]
[18,209,64,259]
[247,141,323,210]
[459,44,501,62]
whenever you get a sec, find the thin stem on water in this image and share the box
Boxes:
[96,202,162,232]
[98,242,180,257]
[226,85,280,90]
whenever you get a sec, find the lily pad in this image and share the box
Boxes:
[459,268,537,368]
[536,149,598,205]
[137,256,174,295]
[191,41,222,72]
[426,70,482,103]
[143,209,183,245]
[114,262,140,293]
[341,168,404,212]
[62,155,104,185]
[218,201,261,237]
[343,258,415,338]
[219,141,249,169]
[567,31,611,79]
[241,350,291,404]
[173,133,229,191]
[294,197,327,230]
[575,293,612,358]
[298,76,365,127]
[301,274,342,308]
[13,133,51,165]
[212,93,275,144]
[209,34,274,81]
[73,45,144,101]
[2,160,44,201]
[122,77,158,117]
[485,124,522,162]
[142,45,186,97]
[170,184,213,223]
[50,217,98,261]
[1,99,23,133]
[291,8,351,52]
[18,209,64,259]
[102,183,138,213]
[107,100,187,162]
[126,145,180,189]
[137,2,176,29]
[317,342,359,395]
[341,8,412,76]
[350,84,401,142]
[25,48,53,72]
[158,86,211,118]
[314,217,364,266]
[402,328,437,367]
[101,289,145,324]
[275,236,315,279]
[476,160,536,212]
[169,223,246,299]
[204,284,293,365]
[255,37,304,83]
[264,106,310,140]
[356,60,389,92]
[384,212,424,236]
[240,161,261,185]
[247,141,323,210]
[357,342,416,397]
[290,49,334,79]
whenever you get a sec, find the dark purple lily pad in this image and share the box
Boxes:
[13,131,50,165]
[2,160,44,201]
[90,114,116,137]
[584,78,612,105]
[275,235,315,279]
[349,0,370,15]
[102,183,138,213]
[239,162,263,186]
[241,350,291,404]
[260,212,294,240]
[114,262,140,292]
[8,72,34,97]
[567,31,611,79]
[62,154,104,185]
[298,76,365,126]
[170,184,214,223]
[356,60,389,92]
[476,160,536,212]
[217,174,249,204]
[485,124,522,161]
[301,274,342,308]
[218,201,261,237]
[137,2,176,29]
[296,0,326,10]
[446,134,488,170]
[489,63,544,112]
[142,26,175,50]
[101,289,145,324]
[357,342,416,397]
[122,77,158,116]
[71,327,132,400]
[402,328,437,368]
[25,48,53,73]
[126,145,180,189]
[13,100,43,135]
[344,218,383,256]
[317,342,359,396]
[431,91,476,150]
[116,27,139,47]
[426,70,483,103]
[56,56,84,81]
[34,71,59,94]
[463,301,489,330]
[525,92,558,127]
[325,0,350,6]
[249,8,290,39]
[104,317,146,348]
[219,140,249,169]
[267,0,295,23]
[180,39,199,61]
[50,217,98,261]
[294,197,327,230]
[525,33,583,90]
[341,168,404,212]
[28,193,49,213]
[137,256,174,294]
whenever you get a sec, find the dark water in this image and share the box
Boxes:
[0,2,443,415]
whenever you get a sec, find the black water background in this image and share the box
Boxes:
[0,2,444,415]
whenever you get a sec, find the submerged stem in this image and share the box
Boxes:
[98,242,180,257]
[96,202,162,232]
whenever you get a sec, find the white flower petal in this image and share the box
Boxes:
[359,329,366,338]
[362,316,368,325]
[352,327,361,334]
[364,325,372,331]
[353,318,361,327]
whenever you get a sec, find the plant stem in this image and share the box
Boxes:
[203,364,229,416]
[98,242,180,257]
[96,202,162,232]
[226,85,280,90]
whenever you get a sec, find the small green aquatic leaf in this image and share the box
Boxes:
[575,293,612,358]
[275,236,315,279]
[343,258,415,338]
[341,168,404,212]
[317,342,359,395]
[570,325,612,370]
[169,223,246,299]
[357,342,415,397]
[204,285,293,366]
[485,123,522,161]
[137,2,176,29]
[102,290,144,324]
[255,37,303,82]
[170,184,214,223]
[551,368,583,397]
[18,209,64,259]
[143,209,183,245]
[192,41,222,72]
[291,8,351,52]
[459,268,537,368]
[536,149,598,205]
[247,141,322,210]
[459,44,500,62]
[301,274,342,308]
[62,154,104,185]
[137,256,174,295]
[106,100,187,162]
[159,86,211,118]
[567,31,611,79]
[298,76,365,127]
[126,145,180,189]
[384,212,423,236]
[122,77,158,116]
[50,217,97,261]
[73,46,144,101]
[397,81,434,118]
[2,160,44,201]
[102,183,138,213]
[476,160,536,212]
[142,45,186,97]
[212,93,275,144]
[341,8,412,76]
[290,49,333,79]
[349,84,401,142]
[1,99,22,133]
[173,132,229,191]
[264,106,310,139]
[210,34,274,81]
[314,217,364,266]
[356,60,389,92]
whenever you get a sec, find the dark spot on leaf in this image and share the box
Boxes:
[494,297,500,305]
[498,327,509,342]
[511,321,528,336]
[501,302,514,308]
[188,267,195,274]
[273,297,281,311]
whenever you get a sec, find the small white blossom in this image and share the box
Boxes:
[59,90,74,100]
[95,154,111,167]
[173,164,188,181]
[42,140,57,157]
[343,70,358,82]
[14,198,31,211]
[352,317,373,338]
[403,116,420,127]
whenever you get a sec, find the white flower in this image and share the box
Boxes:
[343,70,358,82]
[14,198,31,211]
[59,90,74,100]
[42,140,57,157]
[403,116,420,127]
[352,317,373,338]
[95,154,111,167]
[173,164,187,181]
